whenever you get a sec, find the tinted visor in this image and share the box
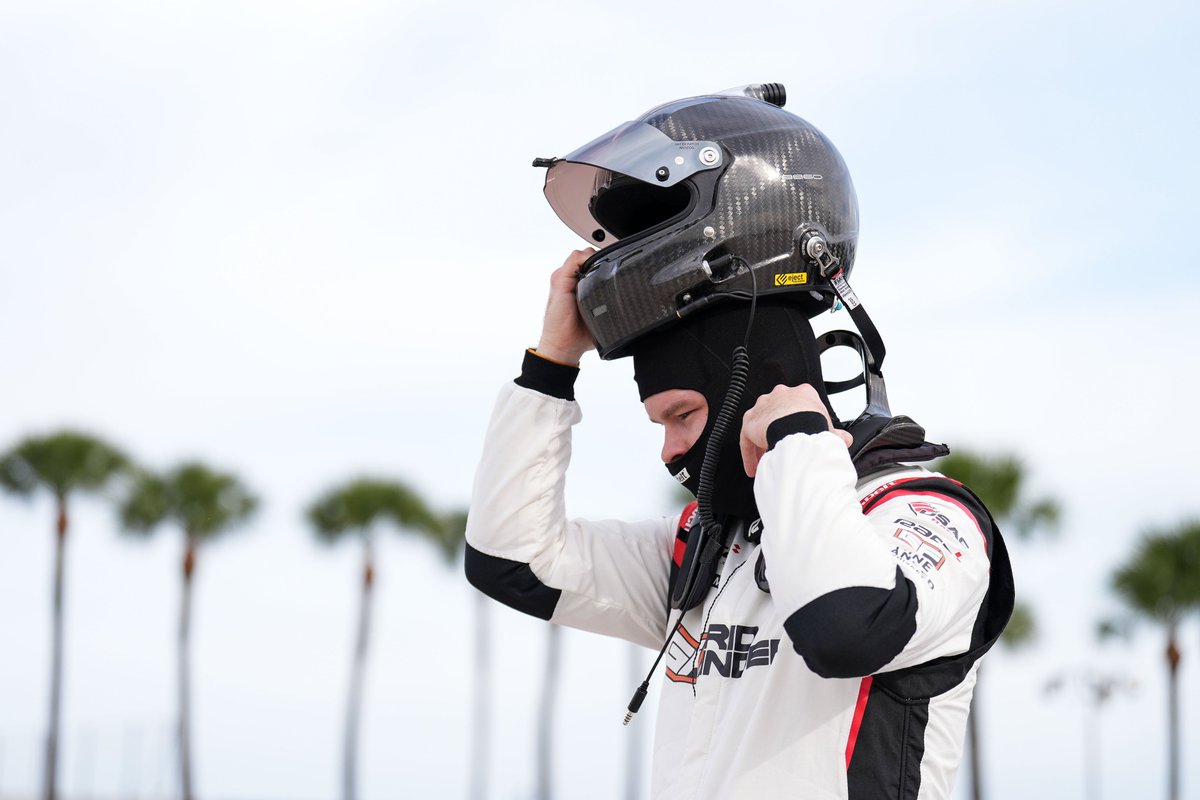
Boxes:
[542,120,721,245]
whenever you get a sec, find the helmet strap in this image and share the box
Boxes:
[802,233,888,375]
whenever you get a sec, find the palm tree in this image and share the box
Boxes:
[119,463,257,800]
[935,450,1059,800]
[437,510,494,800]
[305,478,443,800]
[0,431,130,800]
[936,452,1060,539]
[536,624,562,800]
[1110,520,1200,800]
[1043,668,1136,800]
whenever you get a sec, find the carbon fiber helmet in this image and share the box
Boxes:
[536,83,860,360]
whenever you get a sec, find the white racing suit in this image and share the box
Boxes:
[465,354,1013,800]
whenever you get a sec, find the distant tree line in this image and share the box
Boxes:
[0,429,468,800]
[3,432,1197,800]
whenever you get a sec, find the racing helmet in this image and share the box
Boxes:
[536,83,860,360]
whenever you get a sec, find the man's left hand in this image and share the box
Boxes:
[740,384,853,477]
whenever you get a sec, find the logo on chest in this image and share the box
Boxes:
[665,623,780,685]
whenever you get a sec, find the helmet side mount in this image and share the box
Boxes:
[676,251,752,321]
[796,225,888,374]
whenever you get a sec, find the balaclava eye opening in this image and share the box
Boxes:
[632,298,834,520]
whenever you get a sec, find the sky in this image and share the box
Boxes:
[1,0,1199,798]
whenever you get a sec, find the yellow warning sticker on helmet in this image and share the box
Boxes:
[773,272,809,286]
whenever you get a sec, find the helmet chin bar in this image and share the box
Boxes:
[817,329,892,422]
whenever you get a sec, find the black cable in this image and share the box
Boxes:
[623,256,762,726]
[689,559,746,699]
[623,608,687,725]
[697,256,756,536]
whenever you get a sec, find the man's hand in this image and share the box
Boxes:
[535,249,596,365]
[740,384,853,477]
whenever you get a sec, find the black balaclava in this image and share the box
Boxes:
[631,298,834,520]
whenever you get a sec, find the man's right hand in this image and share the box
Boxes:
[535,249,596,365]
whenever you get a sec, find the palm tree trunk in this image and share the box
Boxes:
[967,676,983,800]
[1083,688,1099,800]
[624,643,644,800]
[1166,627,1180,800]
[536,624,561,800]
[179,535,197,800]
[343,540,375,800]
[43,494,68,800]
[469,592,490,800]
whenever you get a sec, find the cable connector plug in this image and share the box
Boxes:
[624,681,649,726]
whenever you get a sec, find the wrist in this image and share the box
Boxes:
[534,339,584,366]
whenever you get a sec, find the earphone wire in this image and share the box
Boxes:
[622,257,762,726]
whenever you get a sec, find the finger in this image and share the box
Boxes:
[744,445,764,478]
[837,429,854,448]
[740,429,760,478]
[565,248,596,269]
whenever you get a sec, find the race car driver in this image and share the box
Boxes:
[465,84,1013,800]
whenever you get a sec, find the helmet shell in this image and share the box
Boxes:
[542,92,859,359]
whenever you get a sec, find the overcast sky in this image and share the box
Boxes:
[2,1,1199,798]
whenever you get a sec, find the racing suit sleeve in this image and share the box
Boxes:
[754,416,995,678]
[464,351,675,650]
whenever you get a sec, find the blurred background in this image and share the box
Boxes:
[1,0,1198,798]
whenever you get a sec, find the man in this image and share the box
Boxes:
[465,84,1013,799]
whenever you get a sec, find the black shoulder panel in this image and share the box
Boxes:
[464,544,562,621]
[847,682,929,800]
[847,524,1013,799]
[868,478,1015,698]
[783,566,918,679]
[875,528,1013,700]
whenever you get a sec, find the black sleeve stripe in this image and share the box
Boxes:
[464,544,562,621]
[783,566,918,679]
[513,349,579,401]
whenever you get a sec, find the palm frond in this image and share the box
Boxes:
[0,430,129,498]
[429,509,469,564]
[1112,522,1200,624]
[305,478,442,546]
[117,462,257,540]
[935,451,1023,519]
[935,450,1059,540]
[119,470,172,534]
[1000,601,1036,650]
[169,463,258,539]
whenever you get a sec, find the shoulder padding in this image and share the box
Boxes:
[846,414,949,479]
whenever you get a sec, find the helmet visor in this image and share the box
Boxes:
[542,121,721,245]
